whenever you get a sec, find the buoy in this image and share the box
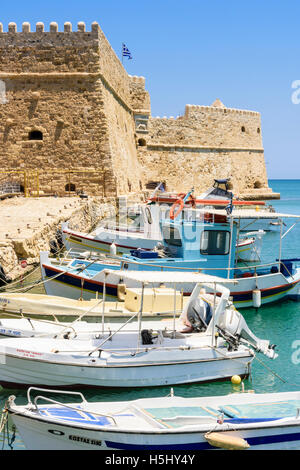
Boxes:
[204,432,250,450]
[252,289,261,308]
[231,375,241,385]
[110,243,117,257]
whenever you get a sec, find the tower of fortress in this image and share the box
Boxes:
[0,21,277,199]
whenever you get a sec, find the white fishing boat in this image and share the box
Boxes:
[0,286,190,318]
[61,201,164,255]
[6,387,300,450]
[0,273,277,389]
[0,271,267,342]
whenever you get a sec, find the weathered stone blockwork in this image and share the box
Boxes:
[0,21,276,199]
[138,103,272,197]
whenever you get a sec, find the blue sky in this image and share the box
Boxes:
[1,0,300,179]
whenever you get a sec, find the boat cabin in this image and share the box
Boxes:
[121,211,238,279]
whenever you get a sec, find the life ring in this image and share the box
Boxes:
[170,198,184,220]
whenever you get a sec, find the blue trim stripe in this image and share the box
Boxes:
[105,430,300,450]
[232,283,295,302]
[43,266,118,298]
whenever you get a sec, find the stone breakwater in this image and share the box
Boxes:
[0,196,117,281]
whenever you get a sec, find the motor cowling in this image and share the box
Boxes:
[186,298,213,332]
[218,307,277,359]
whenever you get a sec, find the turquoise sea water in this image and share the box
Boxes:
[1,179,300,450]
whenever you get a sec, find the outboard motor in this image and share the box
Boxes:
[186,298,212,332]
[218,308,277,359]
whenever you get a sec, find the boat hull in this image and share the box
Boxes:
[10,412,300,451]
[0,344,252,389]
[41,261,300,309]
[63,228,161,255]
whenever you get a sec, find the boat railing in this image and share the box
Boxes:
[27,387,117,426]
[120,258,295,277]
[56,341,250,357]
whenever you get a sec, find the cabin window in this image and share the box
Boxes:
[200,230,230,255]
[162,225,182,247]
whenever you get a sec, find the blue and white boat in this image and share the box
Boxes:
[61,182,279,258]
[7,387,300,450]
[61,188,266,260]
[40,207,300,309]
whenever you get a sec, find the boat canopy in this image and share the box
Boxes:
[103,269,238,285]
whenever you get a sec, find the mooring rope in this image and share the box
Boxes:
[253,354,300,387]
[0,405,15,450]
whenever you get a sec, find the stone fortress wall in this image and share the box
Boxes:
[137,101,271,197]
[0,21,277,199]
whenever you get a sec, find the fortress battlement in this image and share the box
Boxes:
[184,103,260,117]
[0,21,100,34]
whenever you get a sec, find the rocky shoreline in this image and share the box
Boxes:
[0,195,117,282]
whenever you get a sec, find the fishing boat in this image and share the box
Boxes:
[0,285,190,318]
[0,271,272,342]
[61,187,266,260]
[62,221,264,262]
[147,179,280,232]
[0,274,277,388]
[6,387,300,450]
[40,207,300,309]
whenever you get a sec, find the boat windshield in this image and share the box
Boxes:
[162,225,182,247]
[200,230,230,255]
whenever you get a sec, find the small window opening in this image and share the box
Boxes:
[138,138,147,147]
[241,126,246,133]
[65,183,76,192]
[29,130,43,141]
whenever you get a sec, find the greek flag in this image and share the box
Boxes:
[122,43,132,60]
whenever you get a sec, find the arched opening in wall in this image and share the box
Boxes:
[65,183,76,192]
[257,128,261,134]
[146,181,167,191]
[28,130,43,141]
[138,138,147,147]
[241,126,246,133]
[254,181,262,189]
